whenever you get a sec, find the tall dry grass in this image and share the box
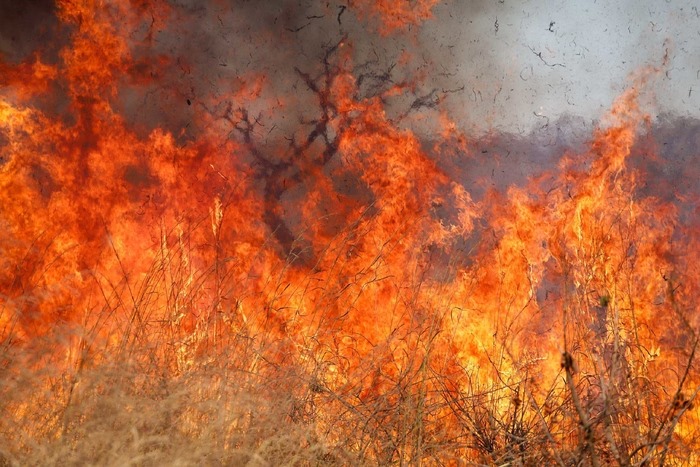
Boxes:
[1,198,698,466]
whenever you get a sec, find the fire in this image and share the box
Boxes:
[349,0,441,35]
[1,0,698,465]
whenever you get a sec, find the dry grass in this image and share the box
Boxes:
[1,221,698,467]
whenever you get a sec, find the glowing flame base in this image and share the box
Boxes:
[0,1,698,465]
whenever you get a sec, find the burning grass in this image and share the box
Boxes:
[1,174,698,464]
[1,0,700,465]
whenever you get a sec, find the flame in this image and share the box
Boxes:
[1,0,699,464]
[349,0,441,35]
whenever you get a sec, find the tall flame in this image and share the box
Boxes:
[1,1,698,464]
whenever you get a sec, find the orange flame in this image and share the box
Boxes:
[1,0,698,464]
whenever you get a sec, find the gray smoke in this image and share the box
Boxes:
[2,0,698,242]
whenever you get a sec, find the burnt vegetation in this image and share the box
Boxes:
[1,2,699,466]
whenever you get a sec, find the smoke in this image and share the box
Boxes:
[415,0,700,134]
[2,0,697,251]
[3,0,698,132]
[0,0,58,63]
[119,0,700,170]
